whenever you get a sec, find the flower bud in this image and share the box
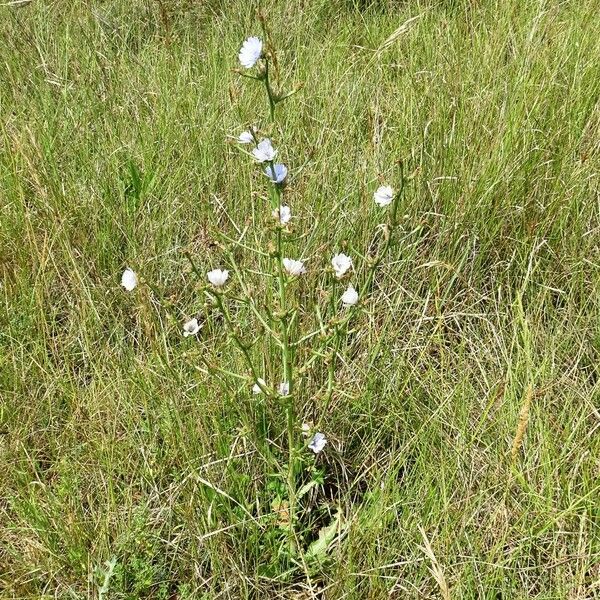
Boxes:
[256,63,267,80]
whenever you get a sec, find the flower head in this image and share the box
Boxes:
[238,130,254,144]
[278,381,290,396]
[374,185,394,207]
[183,318,201,337]
[273,205,291,225]
[283,258,306,276]
[252,378,266,395]
[252,139,276,162]
[341,285,359,307]
[238,36,262,68]
[308,432,327,454]
[207,269,229,287]
[121,268,138,291]
[265,163,288,184]
[331,253,352,278]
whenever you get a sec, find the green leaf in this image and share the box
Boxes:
[296,479,318,500]
[305,510,343,562]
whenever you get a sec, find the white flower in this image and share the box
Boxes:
[252,138,276,162]
[308,432,327,454]
[207,269,229,287]
[278,381,290,396]
[252,378,266,394]
[374,185,394,207]
[272,205,291,225]
[238,36,262,68]
[341,285,359,307]
[121,268,138,291]
[301,423,311,437]
[238,130,254,144]
[183,318,201,337]
[283,258,306,276]
[331,253,352,278]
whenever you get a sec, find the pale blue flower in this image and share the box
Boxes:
[239,37,262,68]
[331,253,352,278]
[283,258,305,276]
[183,318,201,337]
[272,205,291,224]
[238,130,254,144]
[121,268,137,291]
[207,269,229,287]
[265,163,288,184]
[374,185,394,207]
[308,432,327,454]
[341,285,359,306]
[253,139,276,162]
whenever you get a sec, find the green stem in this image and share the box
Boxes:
[184,251,205,283]
[273,188,297,549]
[330,277,337,317]
[264,58,276,122]
[276,229,292,390]
[267,160,279,208]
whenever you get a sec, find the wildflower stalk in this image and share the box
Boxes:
[364,163,405,294]
[252,21,300,541]
[186,253,268,389]
[133,274,246,397]
[237,28,302,502]
[233,24,407,554]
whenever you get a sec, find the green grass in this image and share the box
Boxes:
[1,0,599,597]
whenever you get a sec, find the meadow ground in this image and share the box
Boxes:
[1,0,599,598]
